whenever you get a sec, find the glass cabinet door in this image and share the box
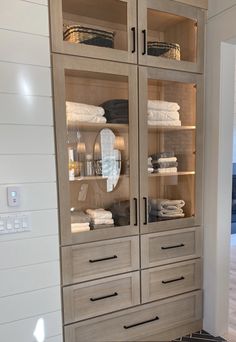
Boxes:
[53,54,139,245]
[138,0,205,73]
[139,66,203,234]
[49,0,137,64]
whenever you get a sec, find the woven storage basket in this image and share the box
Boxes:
[147,42,181,60]
[64,25,115,48]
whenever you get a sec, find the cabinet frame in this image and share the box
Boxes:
[52,54,139,245]
[49,0,138,64]
[139,66,204,234]
[138,0,205,73]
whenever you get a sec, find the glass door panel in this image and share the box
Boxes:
[53,55,139,245]
[50,0,137,64]
[139,66,203,234]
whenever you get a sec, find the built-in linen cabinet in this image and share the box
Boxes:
[49,0,137,64]
[139,67,203,234]
[52,54,139,245]
[50,1,205,341]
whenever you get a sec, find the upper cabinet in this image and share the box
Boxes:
[49,0,205,73]
[49,0,138,64]
[138,0,205,73]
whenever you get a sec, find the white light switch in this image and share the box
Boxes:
[0,213,31,235]
[7,187,20,207]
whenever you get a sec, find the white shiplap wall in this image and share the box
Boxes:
[0,1,62,341]
[233,62,236,163]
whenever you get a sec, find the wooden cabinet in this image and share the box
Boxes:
[50,1,205,341]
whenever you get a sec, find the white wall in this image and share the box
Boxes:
[232,64,236,164]
[204,0,236,336]
[0,1,62,341]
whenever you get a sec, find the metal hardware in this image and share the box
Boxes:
[124,316,159,329]
[162,276,185,284]
[131,27,136,53]
[143,197,148,225]
[134,197,138,226]
[89,255,118,263]
[142,29,146,55]
[90,292,118,302]
[161,243,185,250]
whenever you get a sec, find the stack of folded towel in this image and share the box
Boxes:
[109,201,130,226]
[66,101,107,123]
[71,210,91,233]
[148,157,154,174]
[147,100,181,126]
[149,198,185,220]
[100,99,129,124]
[86,208,114,229]
[150,152,178,173]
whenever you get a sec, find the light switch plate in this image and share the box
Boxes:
[0,213,31,235]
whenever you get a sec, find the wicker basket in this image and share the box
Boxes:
[147,42,181,60]
[64,25,115,48]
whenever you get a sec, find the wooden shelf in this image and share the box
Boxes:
[148,125,196,133]
[70,174,129,182]
[149,171,195,177]
[67,121,128,132]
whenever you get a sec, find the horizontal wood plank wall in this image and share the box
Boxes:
[0,1,62,341]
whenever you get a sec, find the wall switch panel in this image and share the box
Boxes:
[0,213,31,235]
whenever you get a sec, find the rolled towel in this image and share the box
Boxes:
[148,120,181,126]
[156,167,178,173]
[66,102,105,116]
[150,199,185,211]
[67,113,107,123]
[157,157,177,163]
[86,208,113,219]
[71,223,90,233]
[148,100,180,111]
[151,152,175,159]
[148,167,154,173]
[150,208,183,216]
[148,110,180,121]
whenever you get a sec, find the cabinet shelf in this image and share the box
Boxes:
[149,171,195,177]
[148,125,196,133]
[70,174,128,182]
[67,121,129,132]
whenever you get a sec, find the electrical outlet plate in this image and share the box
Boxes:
[0,213,31,235]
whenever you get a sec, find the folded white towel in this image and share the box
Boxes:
[148,167,154,173]
[92,218,114,225]
[71,223,90,233]
[150,199,185,211]
[157,157,177,163]
[67,113,107,123]
[148,120,181,126]
[156,167,178,173]
[66,102,105,116]
[157,211,185,218]
[148,100,180,111]
[148,110,180,121]
[86,209,113,219]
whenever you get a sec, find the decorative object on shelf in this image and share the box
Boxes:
[100,99,129,124]
[68,148,75,181]
[63,25,115,48]
[66,101,106,124]
[147,41,181,60]
[85,154,94,176]
[149,198,185,221]
[148,100,181,127]
[76,142,86,177]
[93,128,121,192]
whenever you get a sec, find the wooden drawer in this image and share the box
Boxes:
[141,227,202,268]
[63,272,140,324]
[142,259,202,303]
[64,291,202,342]
[62,236,139,284]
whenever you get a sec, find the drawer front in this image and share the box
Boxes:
[63,272,140,324]
[141,227,202,268]
[64,291,202,342]
[142,259,202,303]
[62,236,139,284]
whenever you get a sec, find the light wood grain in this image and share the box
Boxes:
[64,291,202,342]
[141,227,202,268]
[63,272,140,323]
[142,259,202,303]
[172,0,208,10]
[62,236,139,285]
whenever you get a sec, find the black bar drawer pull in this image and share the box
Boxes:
[131,27,136,53]
[134,197,138,226]
[143,197,148,225]
[89,255,118,263]
[142,29,147,55]
[162,276,185,284]
[90,292,118,302]
[124,316,159,329]
[161,243,185,250]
